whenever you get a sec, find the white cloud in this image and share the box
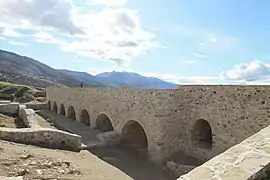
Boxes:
[86,60,270,85]
[61,8,161,66]
[0,0,83,35]
[221,60,270,81]
[200,34,235,52]
[162,25,237,53]
[89,0,127,6]
[0,1,160,67]
[2,28,25,37]
[199,42,205,46]
[211,36,217,43]
[9,40,28,46]
[179,60,197,64]
[34,31,60,44]
[191,52,206,59]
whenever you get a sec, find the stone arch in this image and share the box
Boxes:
[121,120,148,150]
[52,102,58,113]
[59,104,65,116]
[95,113,113,132]
[48,100,51,110]
[191,119,213,149]
[79,109,90,126]
[68,106,76,121]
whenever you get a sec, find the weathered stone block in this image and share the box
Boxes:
[19,105,39,128]
[25,103,49,110]
[0,127,82,151]
[0,176,23,180]
[178,125,270,180]
[0,103,19,115]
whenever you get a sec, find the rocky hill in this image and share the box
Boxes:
[0,49,93,88]
[0,49,178,89]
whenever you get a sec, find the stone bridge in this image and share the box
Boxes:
[46,85,270,163]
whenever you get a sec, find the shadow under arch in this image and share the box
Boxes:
[59,104,65,116]
[120,120,148,158]
[95,113,113,132]
[68,106,76,121]
[79,109,90,126]
[52,102,58,113]
[191,119,213,150]
[48,100,51,110]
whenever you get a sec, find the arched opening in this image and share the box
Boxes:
[59,104,65,116]
[79,109,90,126]
[52,102,58,113]
[68,106,76,121]
[95,114,113,132]
[48,101,51,110]
[120,120,148,158]
[191,119,213,149]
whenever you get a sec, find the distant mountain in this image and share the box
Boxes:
[0,49,178,89]
[96,71,178,89]
[0,49,94,88]
[58,69,106,87]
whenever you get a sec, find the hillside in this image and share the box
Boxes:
[0,50,93,88]
[0,49,178,89]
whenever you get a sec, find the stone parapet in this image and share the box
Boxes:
[25,102,49,110]
[0,127,82,151]
[178,125,270,180]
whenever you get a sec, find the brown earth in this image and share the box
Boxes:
[0,113,26,128]
[0,140,133,180]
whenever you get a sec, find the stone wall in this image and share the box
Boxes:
[0,127,82,151]
[25,102,49,110]
[178,125,270,180]
[46,86,270,163]
[0,103,82,151]
[0,103,19,115]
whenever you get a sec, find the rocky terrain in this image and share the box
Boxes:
[0,81,46,103]
[0,49,94,88]
[0,140,132,180]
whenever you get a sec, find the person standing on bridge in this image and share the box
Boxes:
[80,81,84,88]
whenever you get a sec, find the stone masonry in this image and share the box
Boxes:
[178,125,270,180]
[46,85,270,164]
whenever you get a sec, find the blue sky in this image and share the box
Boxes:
[1,0,270,84]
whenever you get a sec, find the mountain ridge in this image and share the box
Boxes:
[0,49,178,89]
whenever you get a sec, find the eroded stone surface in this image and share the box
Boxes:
[19,105,39,128]
[25,103,49,110]
[0,103,19,115]
[178,125,270,180]
[47,86,270,163]
[0,127,82,151]
[0,176,23,180]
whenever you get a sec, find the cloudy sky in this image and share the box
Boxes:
[1,0,270,84]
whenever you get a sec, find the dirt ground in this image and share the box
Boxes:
[0,109,194,180]
[0,112,175,180]
[0,140,133,180]
[0,113,26,128]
